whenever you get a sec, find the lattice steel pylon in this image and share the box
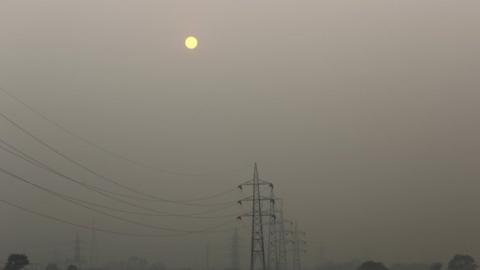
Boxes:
[238,163,274,270]
[74,232,82,266]
[90,219,97,268]
[292,222,306,270]
[275,200,289,270]
[266,190,279,270]
[232,228,240,270]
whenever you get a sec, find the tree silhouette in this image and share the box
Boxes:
[430,263,443,270]
[391,263,429,270]
[3,254,29,270]
[358,261,389,270]
[45,264,59,270]
[67,265,78,270]
[448,255,478,270]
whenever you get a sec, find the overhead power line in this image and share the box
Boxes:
[0,143,240,219]
[0,199,236,238]
[0,109,236,207]
[0,87,248,179]
[0,165,238,233]
[0,138,238,218]
[0,138,240,219]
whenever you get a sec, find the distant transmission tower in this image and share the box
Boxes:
[232,228,240,270]
[292,222,306,270]
[275,200,289,270]
[238,163,274,270]
[90,219,97,268]
[73,232,82,266]
[205,242,210,270]
[266,190,279,270]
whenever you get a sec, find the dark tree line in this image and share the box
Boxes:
[3,254,29,270]
[356,255,477,270]
[2,254,80,270]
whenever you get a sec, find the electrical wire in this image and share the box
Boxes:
[0,165,208,233]
[0,110,237,206]
[0,148,238,220]
[0,86,249,178]
[0,199,236,238]
[0,140,239,218]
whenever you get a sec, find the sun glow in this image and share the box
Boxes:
[185,36,198,50]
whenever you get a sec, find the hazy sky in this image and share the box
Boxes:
[1,0,480,268]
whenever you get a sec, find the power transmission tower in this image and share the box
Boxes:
[206,242,210,270]
[73,232,82,266]
[90,219,97,268]
[266,190,279,270]
[292,222,306,270]
[238,163,274,270]
[50,246,60,265]
[275,200,290,270]
[232,228,240,270]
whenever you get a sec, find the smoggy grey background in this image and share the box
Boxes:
[0,0,480,268]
